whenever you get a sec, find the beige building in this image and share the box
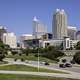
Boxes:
[52,9,67,39]
[76,31,80,40]
[20,34,33,48]
[67,26,77,40]
[20,34,33,41]
[2,32,17,48]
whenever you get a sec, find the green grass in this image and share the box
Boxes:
[0,74,77,80]
[6,54,57,63]
[0,61,8,64]
[0,64,67,74]
[0,74,76,80]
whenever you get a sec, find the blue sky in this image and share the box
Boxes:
[0,0,80,37]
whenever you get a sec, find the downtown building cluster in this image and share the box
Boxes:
[0,9,80,50]
[20,9,80,50]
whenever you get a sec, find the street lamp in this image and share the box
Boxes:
[38,47,39,72]
[37,39,40,72]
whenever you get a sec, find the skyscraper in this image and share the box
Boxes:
[52,9,67,39]
[33,16,47,39]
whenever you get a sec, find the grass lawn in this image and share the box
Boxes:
[0,74,77,80]
[0,61,8,64]
[6,54,57,63]
[0,64,67,74]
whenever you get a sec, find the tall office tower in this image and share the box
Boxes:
[67,26,77,40]
[0,26,7,41]
[2,32,17,48]
[33,16,47,39]
[52,9,67,39]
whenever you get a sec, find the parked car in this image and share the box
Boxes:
[44,62,49,65]
[59,64,66,68]
[65,63,72,67]
[70,60,75,64]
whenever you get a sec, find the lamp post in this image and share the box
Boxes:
[37,40,40,72]
[38,48,39,72]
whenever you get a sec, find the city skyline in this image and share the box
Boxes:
[0,0,80,37]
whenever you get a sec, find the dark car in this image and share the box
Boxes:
[65,63,72,67]
[59,64,66,68]
[44,62,49,65]
[70,60,75,64]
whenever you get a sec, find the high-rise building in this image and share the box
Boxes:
[52,9,67,39]
[2,32,17,48]
[0,26,7,41]
[33,16,47,39]
[67,26,77,40]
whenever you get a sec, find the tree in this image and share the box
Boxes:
[0,41,9,61]
[11,50,18,55]
[41,47,64,60]
[75,41,80,50]
[21,48,32,56]
[62,59,67,63]
[73,51,80,64]
[0,51,5,61]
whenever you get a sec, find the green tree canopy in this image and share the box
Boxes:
[75,41,80,50]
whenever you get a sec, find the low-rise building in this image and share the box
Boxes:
[67,26,77,40]
[76,31,80,40]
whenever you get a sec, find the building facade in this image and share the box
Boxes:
[33,16,47,39]
[52,9,67,39]
[41,33,53,40]
[0,26,7,41]
[2,32,17,48]
[76,31,80,40]
[67,26,77,40]
[20,34,33,48]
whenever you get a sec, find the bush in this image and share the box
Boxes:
[34,54,38,57]
[19,53,22,56]
[73,51,80,64]
[14,58,17,61]
[21,58,25,62]
[42,50,64,60]
[12,51,18,55]
[54,58,60,62]
[75,41,80,50]
[70,60,75,64]
[62,59,67,63]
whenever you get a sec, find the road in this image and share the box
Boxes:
[4,58,80,73]
[0,70,80,79]
[1,58,80,79]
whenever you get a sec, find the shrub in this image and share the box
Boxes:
[70,60,75,64]
[21,58,25,62]
[73,51,80,64]
[14,58,17,61]
[62,59,67,63]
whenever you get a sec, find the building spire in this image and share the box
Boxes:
[33,16,39,22]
